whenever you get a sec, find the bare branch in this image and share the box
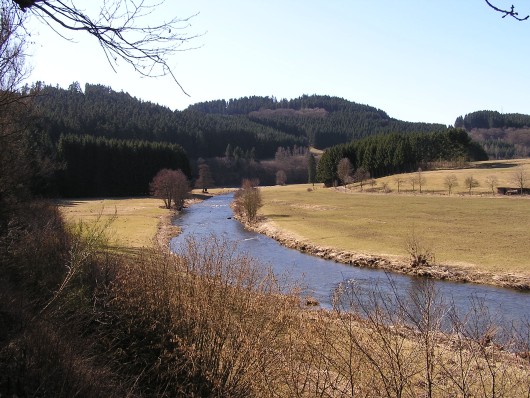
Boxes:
[12,0,202,95]
[484,0,529,21]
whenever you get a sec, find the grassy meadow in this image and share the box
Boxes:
[260,159,530,275]
[57,189,232,251]
[376,158,530,195]
[59,197,169,251]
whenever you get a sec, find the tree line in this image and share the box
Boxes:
[55,134,190,197]
[29,85,447,160]
[317,129,488,186]
[190,94,447,148]
[455,110,530,130]
[28,83,304,160]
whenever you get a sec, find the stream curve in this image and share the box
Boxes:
[170,193,530,327]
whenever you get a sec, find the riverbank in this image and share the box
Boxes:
[156,189,236,249]
[239,215,530,291]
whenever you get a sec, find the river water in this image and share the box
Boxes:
[170,193,530,328]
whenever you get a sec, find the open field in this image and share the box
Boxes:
[57,189,233,251]
[374,158,530,195]
[260,178,530,275]
[58,197,169,251]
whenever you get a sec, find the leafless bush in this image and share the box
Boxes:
[405,230,435,267]
[233,178,263,222]
[381,181,391,193]
[0,201,128,397]
[276,169,287,185]
[292,275,530,398]
[96,236,300,396]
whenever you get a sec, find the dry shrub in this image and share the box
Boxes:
[0,201,71,301]
[406,230,435,268]
[0,201,128,397]
[282,277,530,398]
[0,314,130,398]
[96,236,300,397]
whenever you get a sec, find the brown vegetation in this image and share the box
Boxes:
[233,178,263,222]
[2,200,530,396]
[150,168,190,210]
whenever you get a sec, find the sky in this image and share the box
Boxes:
[25,0,530,126]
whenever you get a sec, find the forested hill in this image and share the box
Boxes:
[30,84,446,159]
[188,95,447,149]
[455,111,530,159]
[31,83,303,160]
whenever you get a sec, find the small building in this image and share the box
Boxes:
[497,187,530,195]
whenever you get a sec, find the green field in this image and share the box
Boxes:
[260,173,530,275]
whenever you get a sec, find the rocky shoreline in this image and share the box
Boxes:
[241,217,530,291]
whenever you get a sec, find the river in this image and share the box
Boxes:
[170,193,530,328]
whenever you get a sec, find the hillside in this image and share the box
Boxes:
[455,110,530,159]
[30,84,446,160]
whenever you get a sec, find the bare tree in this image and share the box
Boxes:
[275,169,287,186]
[408,175,417,193]
[444,174,459,195]
[11,0,200,93]
[307,152,317,186]
[150,168,189,209]
[353,167,370,191]
[484,0,529,21]
[416,167,426,193]
[233,178,262,222]
[394,176,405,193]
[0,3,29,117]
[511,166,528,195]
[0,3,35,231]
[337,157,352,186]
[195,163,214,193]
[464,175,480,195]
[485,175,498,195]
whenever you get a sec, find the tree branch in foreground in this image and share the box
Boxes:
[484,0,529,21]
[12,0,201,95]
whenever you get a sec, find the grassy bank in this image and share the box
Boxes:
[259,184,530,276]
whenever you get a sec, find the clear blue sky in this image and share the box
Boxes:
[26,0,530,126]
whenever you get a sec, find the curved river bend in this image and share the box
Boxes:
[170,193,530,326]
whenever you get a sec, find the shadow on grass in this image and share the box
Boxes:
[106,245,146,257]
[191,193,214,201]
[474,162,520,169]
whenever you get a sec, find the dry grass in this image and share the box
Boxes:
[377,158,530,195]
[260,160,530,275]
[3,199,530,397]
[58,197,168,251]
